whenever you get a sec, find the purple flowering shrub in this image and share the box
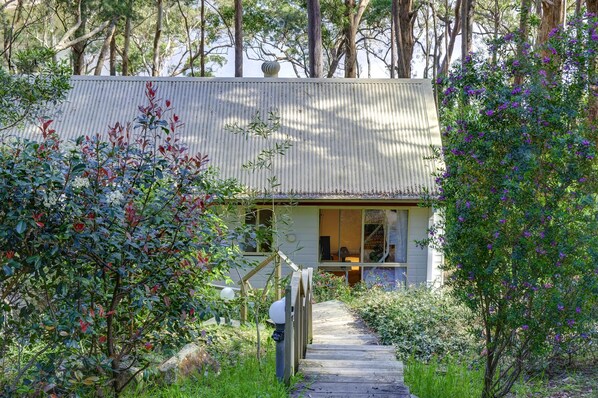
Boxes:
[428,16,598,398]
[0,83,244,395]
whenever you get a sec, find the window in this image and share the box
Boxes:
[319,209,408,263]
[243,209,273,253]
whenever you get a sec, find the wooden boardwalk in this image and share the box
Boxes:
[291,300,412,398]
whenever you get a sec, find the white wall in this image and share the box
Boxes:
[233,204,437,288]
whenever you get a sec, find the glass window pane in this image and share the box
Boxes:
[386,210,408,263]
[339,210,361,261]
[363,210,385,263]
[319,209,339,262]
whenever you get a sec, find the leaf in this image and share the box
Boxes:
[15,220,27,234]
[2,265,13,276]
[81,376,99,385]
[71,163,86,174]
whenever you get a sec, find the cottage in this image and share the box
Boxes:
[16,72,443,288]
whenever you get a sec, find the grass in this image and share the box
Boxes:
[405,356,484,398]
[124,348,289,398]
[122,324,292,398]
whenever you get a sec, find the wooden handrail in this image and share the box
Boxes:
[283,268,313,385]
[239,250,302,322]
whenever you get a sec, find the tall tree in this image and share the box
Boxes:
[94,16,119,75]
[461,0,474,63]
[344,0,370,77]
[235,0,242,77]
[152,0,163,76]
[537,0,565,47]
[440,0,461,75]
[307,0,323,77]
[393,0,418,78]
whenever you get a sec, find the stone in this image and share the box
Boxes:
[158,343,220,384]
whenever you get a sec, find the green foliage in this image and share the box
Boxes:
[312,270,352,303]
[120,324,290,398]
[0,83,244,396]
[429,16,598,398]
[0,60,70,131]
[353,287,478,362]
[405,355,484,398]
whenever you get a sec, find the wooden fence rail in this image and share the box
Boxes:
[239,250,299,322]
[283,268,313,384]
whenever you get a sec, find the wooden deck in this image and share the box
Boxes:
[291,300,412,398]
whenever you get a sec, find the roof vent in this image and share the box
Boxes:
[261,61,280,77]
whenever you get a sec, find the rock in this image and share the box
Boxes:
[158,343,220,384]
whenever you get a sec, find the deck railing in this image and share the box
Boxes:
[283,267,313,384]
[239,250,299,322]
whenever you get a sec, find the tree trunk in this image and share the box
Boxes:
[109,31,116,75]
[343,0,370,78]
[234,0,243,77]
[72,0,88,75]
[589,0,598,15]
[307,0,323,78]
[152,0,163,77]
[440,0,461,75]
[200,0,206,76]
[395,0,416,78]
[537,0,565,47]
[461,0,474,64]
[122,0,133,76]
[344,0,357,77]
[94,17,118,76]
[587,0,598,125]
[391,0,398,77]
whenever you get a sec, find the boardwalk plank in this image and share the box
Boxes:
[291,300,411,398]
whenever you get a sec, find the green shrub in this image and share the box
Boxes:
[353,286,478,361]
[405,355,483,398]
[312,270,352,303]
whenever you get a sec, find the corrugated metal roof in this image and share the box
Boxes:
[13,76,442,200]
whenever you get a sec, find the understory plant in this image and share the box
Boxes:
[429,15,598,398]
[0,83,243,396]
[353,286,477,361]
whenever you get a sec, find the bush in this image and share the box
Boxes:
[0,83,244,396]
[312,270,352,303]
[353,286,478,361]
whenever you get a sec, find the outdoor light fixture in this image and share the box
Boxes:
[269,297,286,381]
[220,287,235,301]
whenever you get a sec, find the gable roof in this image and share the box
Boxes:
[15,76,442,200]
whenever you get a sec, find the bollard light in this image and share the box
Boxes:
[269,297,286,381]
[220,287,235,301]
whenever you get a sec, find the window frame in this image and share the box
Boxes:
[242,208,274,255]
[318,207,409,266]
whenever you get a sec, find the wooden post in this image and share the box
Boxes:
[240,282,248,323]
[275,254,282,300]
[283,284,293,384]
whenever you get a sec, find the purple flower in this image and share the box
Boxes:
[576,307,581,313]
[557,304,564,311]
[521,324,529,330]
[523,231,532,238]
[539,69,547,77]
[499,219,506,224]
[487,244,493,250]
[493,231,500,238]
[567,319,575,327]
[485,109,495,116]
[555,334,562,342]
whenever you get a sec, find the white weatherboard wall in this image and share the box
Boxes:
[234,205,437,287]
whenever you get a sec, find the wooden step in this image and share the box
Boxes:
[295,381,409,394]
[305,351,396,361]
[300,359,403,370]
[307,344,395,352]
